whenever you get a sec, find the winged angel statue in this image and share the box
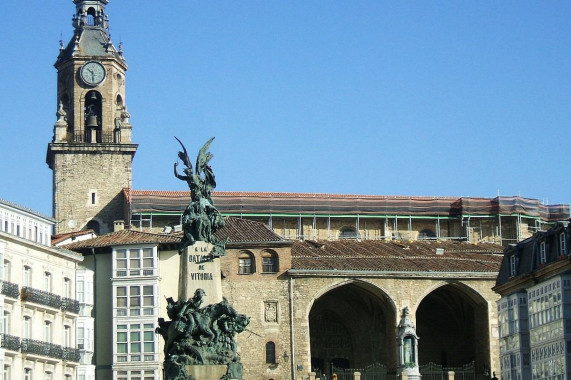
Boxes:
[174,137,226,256]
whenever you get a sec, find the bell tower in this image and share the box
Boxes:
[47,0,137,235]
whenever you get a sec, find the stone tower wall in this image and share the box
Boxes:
[51,146,134,234]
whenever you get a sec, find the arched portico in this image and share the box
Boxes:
[308,281,397,378]
[416,282,490,374]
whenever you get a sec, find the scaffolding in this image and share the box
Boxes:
[124,189,569,246]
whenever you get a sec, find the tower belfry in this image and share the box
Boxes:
[47,0,137,235]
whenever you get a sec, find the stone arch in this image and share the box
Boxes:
[307,279,398,377]
[84,90,102,142]
[85,219,101,235]
[415,281,491,374]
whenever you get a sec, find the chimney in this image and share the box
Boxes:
[114,220,125,232]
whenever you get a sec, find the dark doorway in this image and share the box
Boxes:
[416,284,489,371]
[309,282,396,377]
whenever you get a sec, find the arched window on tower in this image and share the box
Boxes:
[86,7,96,26]
[84,91,102,143]
[265,341,276,364]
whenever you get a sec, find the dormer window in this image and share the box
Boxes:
[539,241,547,264]
[510,255,517,277]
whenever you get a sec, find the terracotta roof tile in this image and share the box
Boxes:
[291,240,503,273]
[63,217,287,250]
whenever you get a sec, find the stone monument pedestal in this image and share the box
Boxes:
[178,242,223,305]
[184,365,229,380]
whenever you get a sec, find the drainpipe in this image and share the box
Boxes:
[90,247,97,367]
[289,276,296,380]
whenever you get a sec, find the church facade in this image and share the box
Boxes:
[43,2,569,380]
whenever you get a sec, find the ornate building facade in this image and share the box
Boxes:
[0,199,94,379]
[494,221,571,380]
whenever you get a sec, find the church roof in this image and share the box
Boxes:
[124,189,569,220]
[290,240,504,273]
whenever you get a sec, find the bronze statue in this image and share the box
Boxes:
[156,290,250,379]
[159,139,249,380]
[174,137,227,256]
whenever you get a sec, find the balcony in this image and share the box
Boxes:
[1,334,21,351]
[0,281,20,298]
[21,338,63,359]
[21,287,62,309]
[62,347,81,362]
[62,297,81,314]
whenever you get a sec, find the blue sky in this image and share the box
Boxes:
[1,2,570,217]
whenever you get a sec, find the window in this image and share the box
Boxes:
[4,366,10,380]
[45,371,53,380]
[24,368,31,380]
[115,248,155,277]
[339,227,358,239]
[77,279,86,303]
[2,260,9,282]
[265,341,276,364]
[64,325,71,347]
[116,285,155,316]
[510,255,517,277]
[63,278,71,298]
[116,323,156,362]
[44,272,52,292]
[238,251,254,274]
[539,242,547,264]
[44,321,52,343]
[3,311,10,335]
[23,316,31,339]
[23,266,31,287]
[560,233,566,255]
[116,370,156,380]
[91,192,96,205]
[261,250,278,273]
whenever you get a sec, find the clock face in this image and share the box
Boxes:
[80,61,106,86]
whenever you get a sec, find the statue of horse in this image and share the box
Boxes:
[163,297,239,360]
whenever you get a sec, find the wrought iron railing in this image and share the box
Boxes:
[21,287,62,309]
[62,347,81,362]
[72,129,115,143]
[62,297,81,314]
[21,338,63,359]
[419,361,476,380]
[1,334,21,351]
[1,281,20,298]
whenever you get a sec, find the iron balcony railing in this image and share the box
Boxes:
[21,338,63,359]
[62,346,81,362]
[62,297,81,314]
[0,281,20,298]
[21,287,62,309]
[1,334,21,352]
